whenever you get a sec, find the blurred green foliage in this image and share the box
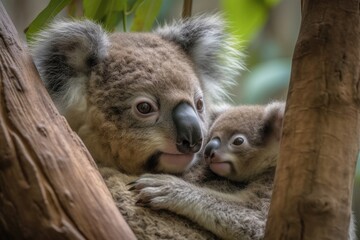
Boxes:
[82,0,127,31]
[25,0,162,41]
[221,0,281,46]
[221,0,291,104]
[242,59,290,103]
[131,0,162,31]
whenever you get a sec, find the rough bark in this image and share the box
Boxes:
[0,2,136,240]
[264,0,360,239]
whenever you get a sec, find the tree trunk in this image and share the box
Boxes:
[0,2,136,240]
[265,0,359,239]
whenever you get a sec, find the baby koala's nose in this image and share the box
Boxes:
[204,137,221,159]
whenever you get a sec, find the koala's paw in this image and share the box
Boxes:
[128,174,193,211]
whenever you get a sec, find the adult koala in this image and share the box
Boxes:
[31,15,242,239]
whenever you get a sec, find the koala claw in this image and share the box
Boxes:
[130,174,191,211]
[126,181,137,186]
[135,198,151,206]
[128,185,138,192]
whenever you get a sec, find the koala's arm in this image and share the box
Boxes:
[131,174,272,240]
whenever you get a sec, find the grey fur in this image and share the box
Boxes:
[32,16,241,116]
[30,16,257,239]
[156,15,244,105]
[131,102,284,239]
[132,102,357,240]
[31,15,243,175]
[30,16,357,238]
[31,20,109,113]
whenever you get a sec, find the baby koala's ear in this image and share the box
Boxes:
[262,101,286,141]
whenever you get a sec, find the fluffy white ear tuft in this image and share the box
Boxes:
[30,20,109,114]
[155,15,244,107]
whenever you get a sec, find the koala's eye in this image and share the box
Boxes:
[232,137,244,146]
[196,98,204,112]
[137,102,152,114]
[133,97,159,119]
[229,134,248,149]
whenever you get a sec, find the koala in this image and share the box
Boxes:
[31,15,242,175]
[129,102,284,240]
[130,102,357,240]
[31,16,243,239]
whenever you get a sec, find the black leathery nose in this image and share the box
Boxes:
[204,138,221,159]
[172,102,203,154]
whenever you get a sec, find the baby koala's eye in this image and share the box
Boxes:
[232,137,244,146]
[229,134,248,149]
[137,102,152,114]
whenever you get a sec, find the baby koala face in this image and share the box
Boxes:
[204,102,285,182]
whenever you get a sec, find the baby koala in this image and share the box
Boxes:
[129,102,285,240]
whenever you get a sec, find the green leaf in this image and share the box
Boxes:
[222,0,267,45]
[83,0,102,19]
[104,11,122,31]
[131,0,162,32]
[264,0,281,6]
[126,0,145,15]
[25,0,71,41]
[83,0,125,31]
[104,0,126,31]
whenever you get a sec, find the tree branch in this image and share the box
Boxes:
[0,2,136,239]
[182,0,192,19]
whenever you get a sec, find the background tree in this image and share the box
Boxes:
[264,0,359,239]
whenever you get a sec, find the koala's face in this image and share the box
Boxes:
[83,34,206,174]
[204,103,284,182]
[32,17,242,175]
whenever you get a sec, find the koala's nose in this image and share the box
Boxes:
[172,102,203,154]
[204,138,221,159]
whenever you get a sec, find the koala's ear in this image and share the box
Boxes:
[30,20,109,113]
[155,15,243,105]
[262,101,286,141]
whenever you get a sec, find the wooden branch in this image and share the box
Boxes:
[264,0,360,239]
[0,2,136,239]
[182,0,192,19]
